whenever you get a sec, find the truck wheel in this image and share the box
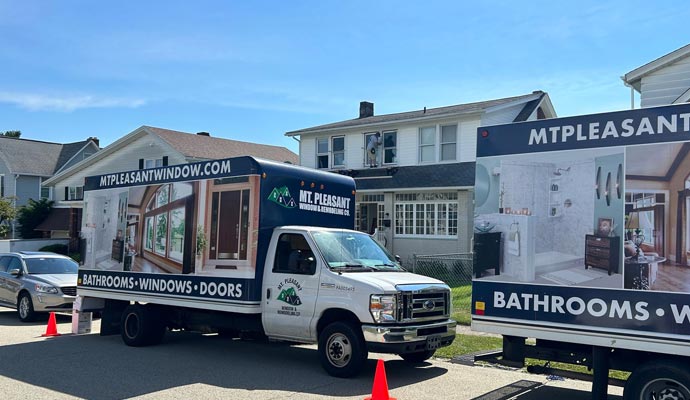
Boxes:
[624,361,690,400]
[120,304,166,347]
[318,321,367,378]
[400,349,436,363]
[18,293,37,322]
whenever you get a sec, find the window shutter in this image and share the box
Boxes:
[139,158,144,170]
[64,187,69,201]
[162,156,168,166]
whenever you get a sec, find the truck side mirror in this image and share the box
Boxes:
[9,268,21,277]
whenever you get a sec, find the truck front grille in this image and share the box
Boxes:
[399,287,450,323]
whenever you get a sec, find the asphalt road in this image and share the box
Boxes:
[0,307,623,399]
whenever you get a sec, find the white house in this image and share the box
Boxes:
[285,91,556,262]
[42,125,298,252]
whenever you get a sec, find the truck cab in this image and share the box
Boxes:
[262,226,456,377]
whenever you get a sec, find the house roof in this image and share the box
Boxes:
[285,92,545,136]
[0,136,94,176]
[623,43,690,91]
[34,207,71,231]
[44,125,298,186]
[145,126,298,163]
[343,162,475,191]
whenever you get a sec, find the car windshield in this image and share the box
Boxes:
[24,258,78,274]
[311,230,403,272]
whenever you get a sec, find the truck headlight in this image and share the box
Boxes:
[35,284,58,294]
[370,294,397,323]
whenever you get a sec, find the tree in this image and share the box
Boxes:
[16,198,53,239]
[0,197,17,238]
[1,130,21,138]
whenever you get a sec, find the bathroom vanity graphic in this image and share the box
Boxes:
[474,147,625,288]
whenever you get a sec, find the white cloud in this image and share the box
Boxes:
[0,92,146,112]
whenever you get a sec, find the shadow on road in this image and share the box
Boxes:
[0,312,448,399]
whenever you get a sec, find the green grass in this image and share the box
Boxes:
[450,283,473,326]
[435,334,502,359]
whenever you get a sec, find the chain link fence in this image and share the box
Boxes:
[408,253,474,288]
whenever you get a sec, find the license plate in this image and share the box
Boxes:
[426,335,443,350]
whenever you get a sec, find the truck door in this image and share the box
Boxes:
[262,232,321,340]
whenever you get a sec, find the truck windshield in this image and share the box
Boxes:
[311,231,403,272]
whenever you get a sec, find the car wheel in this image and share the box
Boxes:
[318,321,367,378]
[120,304,166,347]
[18,292,37,322]
[400,349,436,363]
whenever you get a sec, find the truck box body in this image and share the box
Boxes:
[78,156,355,312]
[472,102,690,397]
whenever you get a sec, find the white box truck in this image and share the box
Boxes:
[472,102,690,399]
[76,156,456,377]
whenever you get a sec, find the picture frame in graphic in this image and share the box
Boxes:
[597,217,614,237]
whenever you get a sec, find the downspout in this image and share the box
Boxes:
[621,77,635,109]
[12,174,18,238]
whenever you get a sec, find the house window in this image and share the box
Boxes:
[332,136,345,167]
[0,175,4,197]
[316,138,329,169]
[419,126,436,163]
[144,182,193,264]
[440,124,457,161]
[383,131,397,164]
[144,158,164,169]
[40,187,51,200]
[364,132,381,167]
[394,192,458,237]
[68,186,83,201]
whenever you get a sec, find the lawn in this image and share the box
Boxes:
[451,283,472,326]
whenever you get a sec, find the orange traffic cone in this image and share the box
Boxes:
[364,359,396,400]
[41,312,61,337]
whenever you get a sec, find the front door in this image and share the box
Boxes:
[262,232,321,341]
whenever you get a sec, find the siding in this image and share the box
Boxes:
[52,134,186,207]
[60,143,99,171]
[298,115,482,169]
[481,103,527,127]
[640,56,690,107]
[15,175,41,207]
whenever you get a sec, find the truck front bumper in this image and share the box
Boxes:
[361,319,457,354]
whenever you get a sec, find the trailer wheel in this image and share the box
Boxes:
[624,360,690,400]
[318,321,367,378]
[400,349,436,363]
[121,304,166,347]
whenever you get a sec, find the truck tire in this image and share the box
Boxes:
[318,321,367,378]
[400,349,436,363]
[624,360,690,400]
[17,292,37,322]
[120,304,166,347]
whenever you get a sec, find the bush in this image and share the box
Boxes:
[69,253,81,263]
[39,244,68,255]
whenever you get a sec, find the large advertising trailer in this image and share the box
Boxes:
[472,103,690,399]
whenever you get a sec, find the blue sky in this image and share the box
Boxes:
[0,1,688,153]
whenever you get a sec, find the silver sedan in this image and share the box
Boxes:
[0,251,78,322]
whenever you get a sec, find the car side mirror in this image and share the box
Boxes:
[9,268,21,277]
[395,255,401,263]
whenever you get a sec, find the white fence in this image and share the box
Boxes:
[0,238,69,253]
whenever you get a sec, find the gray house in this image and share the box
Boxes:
[0,135,100,238]
[286,92,556,263]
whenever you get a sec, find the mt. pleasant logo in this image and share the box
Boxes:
[276,278,302,316]
[268,186,297,208]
